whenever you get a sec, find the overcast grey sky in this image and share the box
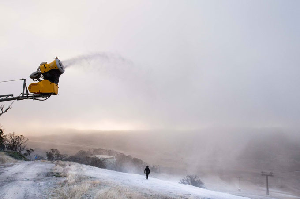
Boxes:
[0,0,299,134]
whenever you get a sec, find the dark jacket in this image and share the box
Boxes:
[144,167,150,174]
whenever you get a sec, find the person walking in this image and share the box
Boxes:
[144,166,150,180]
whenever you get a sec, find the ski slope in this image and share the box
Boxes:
[0,160,250,199]
[80,163,249,199]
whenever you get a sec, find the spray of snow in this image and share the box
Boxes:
[61,52,154,97]
[61,52,140,83]
[62,53,134,69]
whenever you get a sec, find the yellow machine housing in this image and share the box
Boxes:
[28,58,64,95]
[39,59,64,73]
[28,80,58,95]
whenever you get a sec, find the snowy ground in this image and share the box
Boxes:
[0,161,55,199]
[0,160,298,199]
[0,160,250,199]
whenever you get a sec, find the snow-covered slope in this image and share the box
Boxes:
[0,160,250,199]
[75,163,249,199]
[0,161,54,199]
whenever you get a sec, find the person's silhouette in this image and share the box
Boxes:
[144,166,150,180]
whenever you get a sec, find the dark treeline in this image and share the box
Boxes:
[46,148,160,175]
[0,128,34,160]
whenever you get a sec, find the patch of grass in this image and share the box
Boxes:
[5,151,28,161]
[46,172,67,177]
[0,152,17,164]
[94,186,148,199]
[53,181,92,199]
[48,162,100,199]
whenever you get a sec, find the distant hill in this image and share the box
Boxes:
[27,128,300,197]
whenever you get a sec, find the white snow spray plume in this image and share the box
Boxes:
[61,52,155,96]
[61,52,139,81]
[62,53,134,69]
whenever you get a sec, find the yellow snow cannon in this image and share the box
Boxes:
[28,57,64,95]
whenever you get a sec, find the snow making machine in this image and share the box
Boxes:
[0,57,65,102]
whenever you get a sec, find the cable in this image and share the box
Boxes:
[0,79,24,83]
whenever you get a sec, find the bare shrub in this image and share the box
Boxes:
[46,149,67,161]
[0,103,13,117]
[23,148,34,157]
[0,128,4,151]
[4,132,28,153]
[115,153,145,173]
[179,175,205,188]
[66,150,106,169]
